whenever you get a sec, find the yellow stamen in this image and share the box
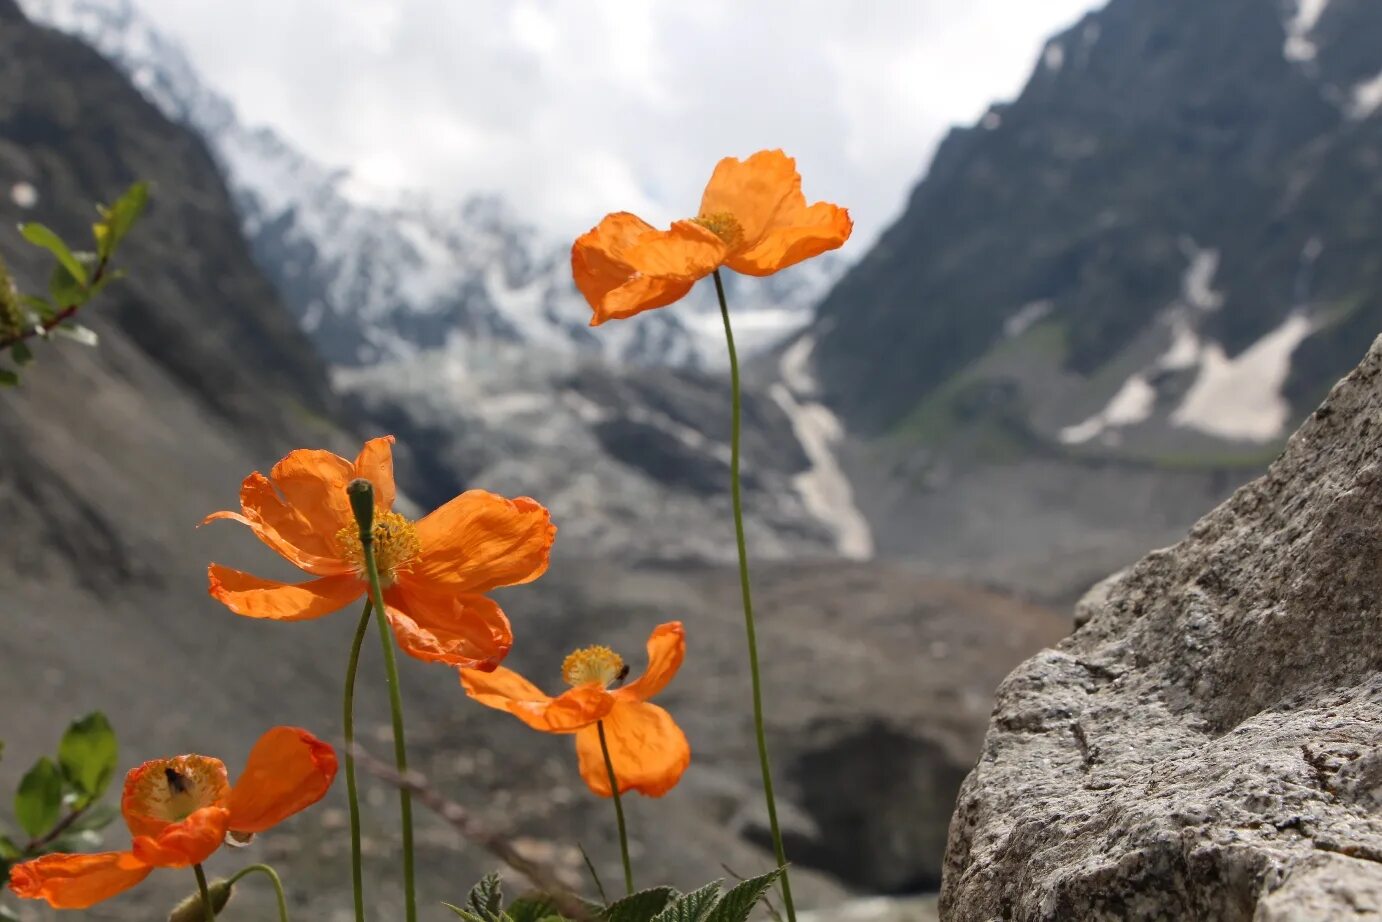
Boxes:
[693,212,745,249]
[335,511,421,586]
[562,645,626,688]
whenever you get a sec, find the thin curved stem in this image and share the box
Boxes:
[596,720,634,896]
[713,269,797,922]
[227,864,290,922]
[360,540,417,922]
[193,864,216,922]
[343,600,372,922]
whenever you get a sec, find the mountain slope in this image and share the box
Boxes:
[18,0,843,370]
[0,0,342,591]
[813,0,1382,447]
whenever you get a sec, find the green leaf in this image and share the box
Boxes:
[703,869,783,922]
[602,887,676,922]
[649,882,722,922]
[48,257,91,308]
[507,895,560,922]
[93,181,149,261]
[0,836,20,860]
[0,369,17,388]
[58,712,117,803]
[468,872,504,919]
[20,224,87,286]
[10,341,32,366]
[14,757,63,839]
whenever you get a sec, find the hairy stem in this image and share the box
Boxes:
[342,600,373,922]
[193,864,216,922]
[713,269,797,922]
[596,720,634,896]
[359,535,417,922]
[227,864,290,922]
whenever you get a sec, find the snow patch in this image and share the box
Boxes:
[771,336,873,560]
[1044,43,1066,71]
[1059,241,1225,445]
[1181,245,1225,311]
[1170,313,1314,441]
[1160,317,1201,370]
[1059,374,1157,445]
[981,111,1003,130]
[1284,0,1331,62]
[1005,300,1053,338]
[1348,70,1382,119]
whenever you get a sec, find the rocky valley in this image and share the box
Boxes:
[5,0,1382,918]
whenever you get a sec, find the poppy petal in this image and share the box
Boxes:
[207,565,361,621]
[227,727,338,834]
[624,221,728,279]
[412,491,555,593]
[352,436,397,513]
[202,473,353,576]
[726,201,852,277]
[461,667,613,733]
[574,700,691,797]
[268,448,356,538]
[618,622,685,703]
[573,212,698,325]
[8,852,152,909]
[698,149,803,251]
[384,586,514,669]
[130,806,230,868]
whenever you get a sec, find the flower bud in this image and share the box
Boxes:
[167,879,233,921]
[346,477,375,534]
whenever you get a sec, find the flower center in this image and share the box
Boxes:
[693,211,745,249]
[335,511,421,586]
[128,756,227,824]
[562,645,628,688]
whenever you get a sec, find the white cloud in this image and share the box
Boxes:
[127,0,1101,245]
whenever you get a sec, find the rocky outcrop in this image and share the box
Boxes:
[942,336,1382,919]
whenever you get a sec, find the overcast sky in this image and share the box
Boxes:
[133,0,1100,246]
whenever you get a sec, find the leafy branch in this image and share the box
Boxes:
[0,181,149,385]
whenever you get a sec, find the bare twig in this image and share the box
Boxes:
[24,803,91,855]
[350,743,594,921]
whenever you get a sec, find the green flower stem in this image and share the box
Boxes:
[193,864,216,922]
[713,268,797,922]
[596,720,634,896]
[227,864,290,922]
[342,600,373,922]
[350,481,418,922]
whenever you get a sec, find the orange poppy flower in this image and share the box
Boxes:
[203,436,555,670]
[8,727,337,910]
[461,622,690,797]
[572,149,851,325]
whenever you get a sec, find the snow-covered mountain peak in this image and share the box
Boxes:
[20,0,844,368]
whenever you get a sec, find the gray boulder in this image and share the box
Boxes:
[942,336,1382,920]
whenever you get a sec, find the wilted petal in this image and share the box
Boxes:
[7,852,151,909]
